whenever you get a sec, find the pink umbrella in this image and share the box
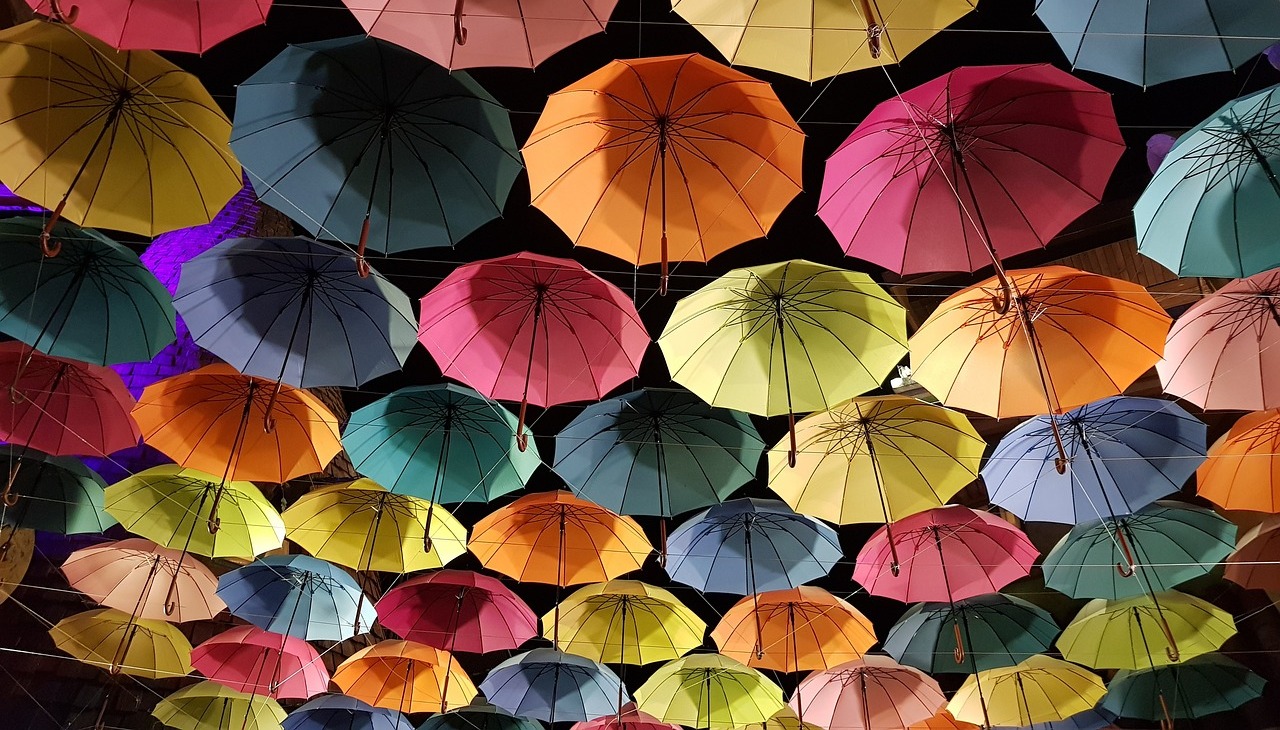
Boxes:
[853,506,1038,603]
[789,655,946,730]
[375,570,537,653]
[1158,268,1280,411]
[0,342,140,457]
[417,252,649,447]
[191,625,329,700]
[61,538,225,622]
[25,0,271,53]
[573,704,679,730]
[819,64,1123,276]
[342,0,618,70]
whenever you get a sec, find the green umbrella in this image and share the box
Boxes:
[883,593,1060,673]
[0,217,174,365]
[1042,501,1236,600]
[1102,653,1266,724]
[0,447,115,534]
[417,702,543,730]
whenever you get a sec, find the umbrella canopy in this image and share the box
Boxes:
[343,384,538,503]
[232,35,521,258]
[711,586,876,671]
[421,703,544,730]
[546,580,705,665]
[333,641,477,714]
[884,594,1060,674]
[1102,653,1266,723]
[910,267,1170,419]
[574,707,679,730]
[1226,514,1280,590]
[636,654,784,730]
[0,20,241,237]
[789,655,946,730]
[152,681,287,730]
[666,498,842,595]
[911,710,979,730]
[0,447,114,535]
[0,217,174,365]
[1042,501,1236,600]
[25,0,271,53]
[554,388,764,517]
[60,538,224,622]
[993,706,1117,730]
[133,364,342,483]
[376,570,537,653]
[524,54,803,286]
[982,396,1206,524]
[948,655,1106,727]
[1197,408,1280,511]
[192,625,329,700]
[0,525,31,608]
[1057,591,1236,670]
[217,554,377,642]
[762,706,826,730]
[284,695,412,730]
[49,607,193,679]
[480,648,628,723]
[819,64,1123,274]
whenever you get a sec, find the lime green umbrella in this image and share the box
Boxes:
[1057,591,1236,670]
[0,447,114,534]
[636,654,784,730]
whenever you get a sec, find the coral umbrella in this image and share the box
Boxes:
[1226,514,1280,590]
[25,0,271,53]
[49,607,193,679]
[61,538,224,622]
[192,625,328,700]
[710,587,876,671]
[573,705,679,730]
[480,648,629,723]
[948,655,1105,727]
[0,447,115,535]
[636,654,784,730]
[546,580,705,665]
[525,54,803,292]
[152,681,286,730]
[375,570,537,654]
[911,710,978,730]
[420,701,543,730]
[333,641,477,714]
[789,655,945,730]
[884,594,1059,674]
[1197,408,1280,511]
[1101,653,1266,726]
[217,555,377,642]
[1057,591,1236,670]
[418,253,649,443]
[284,695,412,730]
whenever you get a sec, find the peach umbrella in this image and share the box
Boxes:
[1197,409,1280,512]
[60,538,225,622]
[790,655,946,730]
[711,587,876,672]
[332,640,477,713]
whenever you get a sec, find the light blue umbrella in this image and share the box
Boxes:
[884,593,1060,674]
[0,447,115,535]
[993,705,1117,730]
[982,396,1205,524]
[1034,0,1280,87]
[417,702,543,730]
[665,498,842,594]
[283,695,413,730]
[479,648,627,723]
[216,554,377,642]
[1136,83,1280,277]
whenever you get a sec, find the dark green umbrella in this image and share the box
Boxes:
[1102,653,1266,724]
[883,593,1059,673]
[0,447,115,534]
[417,702,542,730]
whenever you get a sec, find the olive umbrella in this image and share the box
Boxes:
[636,654,784,730]
[152,682,286,730]
[1057,591,1236,670]
[547,580,705,665]
[49,607,193,679]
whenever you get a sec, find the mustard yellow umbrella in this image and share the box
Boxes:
[48,608,192,679]
[1056,591,1236,670]
[152,681,286,730]
[947,655,1105,727]
[282,480,468,574]
[545,580,706,665]
[635,654,785,730]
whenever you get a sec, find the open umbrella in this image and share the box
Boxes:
[1102,653,1266,726]
[789,655,945,730]
[192,625,328,700]
[217,554,377,642]
[0,448,114,535]
[152,682,286,730]
[1197,408,1280,511]
[0,525,31,608]
[61,538,225,622]
[480,648,628,723]
[710,586,877,671]
[1057,591,1236,670]
[948,655,1105,727]
[422,703,544,730]
[25,0,271,53]
[49,607,193,679]
[637,654,784,730]
[333,641,477,714]
[284,695,412,730]
[911,711,978,730]
[993,706,1117,730]
[1226,515,1280,590]
[884,594,1059,674]
[548,580,705,665]
[376,570,537,654]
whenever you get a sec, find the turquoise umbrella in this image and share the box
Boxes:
[1102,653,1266,723]
[417,702,542,730]
[883,593,1060,674]
[0,217,174,365]
[1042,501,1236,600]
[0,447,115,534]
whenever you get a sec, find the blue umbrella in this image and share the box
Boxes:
[665,498,842,594]
[216,554,377,642]
[982,396,1205,524]
[993,705,1117,730]
[417,702,544,730]
[479,648,627,723]
[283,695,413,730]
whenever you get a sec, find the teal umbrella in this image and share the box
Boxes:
[0,217,174,365]
[0,447,115,534]
[1102,653,1266,723]
[883,593,1060,673]
[417,702,542,730]
[1042,500,1236,601]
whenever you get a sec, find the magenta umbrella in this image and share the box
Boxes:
[789,655,945,730]
[375,570,538,654]
[853,506,1038,603]
[418,252,649,447]
[25,0,271,53]
[191,625,329,700]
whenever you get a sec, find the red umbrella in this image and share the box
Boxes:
[191,625,329,700]
[375,570,538,654]
[25,0,271,53]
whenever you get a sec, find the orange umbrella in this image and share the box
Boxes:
[1197,409,1280,512]
[132,364,342,483]
[523,53,803,293]
[332,640,477,714]
[711,587,876,672]
[909,710,979,730]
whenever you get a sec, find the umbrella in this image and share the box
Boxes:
[421,703,544,730]
[48,607,193,679]
[884,594,1060,674]
[1057,591,1236,670]
[192,625,328,700]
[1197,408,1280,511]
[0,217,174,365]
[480,648,628,723]
[25,0,271,53]
[547,580,705,665]
[0,447,115,535]
[993,706,1117,730]
[982,396,1206,524]
[573,705,679,730]
[1136,84,1280,277]
[1035,0,1280,87]
[0,525,33,608]
[665,498,842,594]
[216,554,377,642]
[232,35,521,263]
[554,388,764,518]
[152,682,287,730]
[0,342,140,457]
[710,586,877,671]
[853,506,1038,601]
[819,64,1123,275]
[1102,653,1266,725]
[133,364,342,483]
[60,538,225,622]
[911,710,979,730]
[948,655,1106,727]
[333,641,477,714]
[1042,501,1236,600]
[375,570,537,653]
[1158,267,1280,410]
[636,654,784,730]
[175,236,417,388]
[342,0,618,70]
[418,252,649,442]
[0,20,241,238]
[1226,514,1280,590]
[524,54,803,291]
[762,706,826,730]
[343,384,538,503]
[789,655,945,730]
[672,0,976,82]
[284,695,412,730]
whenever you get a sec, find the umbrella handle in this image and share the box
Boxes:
[48,0,78,24]
[1159,693,1173,730]
[857,0,881,57]
[1116,529,1137,577]
[453,0,468,44]
[1158,614,1180,662]
[953,621,965,664]
[1,461,19,506]
[39,199,65,257]
[355,217,371,278]
[516,400,529,452]
[659,235,669,296]
[787,413,797,468]
[262,382,282,433]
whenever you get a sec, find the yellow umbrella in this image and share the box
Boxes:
[152,681,286,730]
[762,706,825,730]
[283,480,467,574]
[332,640,477,713]
[948,655,1105,727]
[635,654,784,730]
[48,608,192,679]
[1056,591,1236,670]
[545,580,706,665]
[671,0,976,82]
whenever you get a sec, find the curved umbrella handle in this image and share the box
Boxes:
[453,0,468,45]
[1159,613,1180,663]
[1158,693,1173,730]
[787,413,798,468]
[1116,529,1137,577]
[48,0,78,23]
[40,200,66,257]
[262,381,282,433]
[355,217,372,279]
[1,486,18,508]
[953,621,965,664]
[516,400,530,452]
[206,488,223,535]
